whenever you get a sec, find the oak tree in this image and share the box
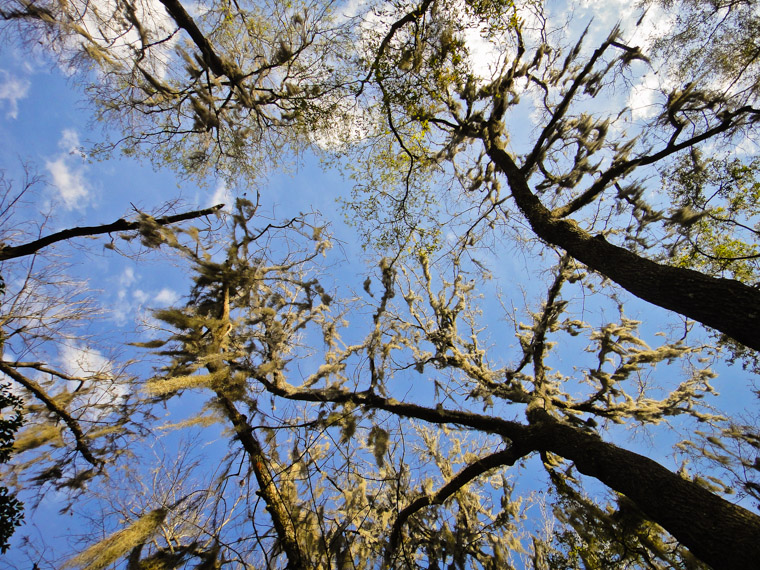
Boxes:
[2,0,760,568]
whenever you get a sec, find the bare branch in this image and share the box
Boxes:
[0,204,224,261]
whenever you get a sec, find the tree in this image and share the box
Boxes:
[345,0,760,350]
[4,0,760,349]
[45,198,753,569]
[0,0,354,184]
[0,168,225,548]
[1,0,760,568]
[645,0,760,103]
[0,203,224,261]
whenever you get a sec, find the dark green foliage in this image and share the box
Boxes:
[663,150,760,281]
[0,382,24,553]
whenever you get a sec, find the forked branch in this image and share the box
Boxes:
[0,361,103,468]
[384,444,532,565]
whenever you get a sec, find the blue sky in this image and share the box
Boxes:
[1,1,759,567]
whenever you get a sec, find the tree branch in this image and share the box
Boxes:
[0,204,224,261]
[158,0,237,80]
[384,445,532,565]
[355,0,435,96]
[0,361,103,468]
[252,366,760,569]
[522,25,618,175]
[528,408,760,570]
[214,392,308,570]
[484,134,760,351]
[551,105,760,219]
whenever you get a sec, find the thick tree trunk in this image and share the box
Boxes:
[363,391,760,568]
[270,382,760,568]
[529,409,760,570]
[485,138,760,351]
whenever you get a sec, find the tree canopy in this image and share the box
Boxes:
[1,0,760,568]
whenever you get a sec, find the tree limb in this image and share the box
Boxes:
[551,105,760,219]
[0,361,103,468]
[215,392,308,570]
[484,133,760,351]
[247,368,760,569]
[0,204,224,261]
[157,0,237,80]
[355,0,436,96]
[529,407,760,570]
[384,444,532,566]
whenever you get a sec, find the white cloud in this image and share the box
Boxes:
[629,6,675,55]
[154,288,179,306]
[548,1,672,61]
[60,344,111,379]
[59,128,85,156]
[58,0,177,79]
[133,287,178,306]
[133,289,149,304]
[337,0,370,22]
[45,129,92,210]
[463,27,501,79]
[734,134,760,157]
[45,157,90,210]
[578,0,637,26]
[188,1,212,17]
[111,267,140,325]
[112,276,180,325]
[209,180,232,210]
[0,69,31,119]
[59,344,127,416]
[628,71,666,120]
[119,267,137,288]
